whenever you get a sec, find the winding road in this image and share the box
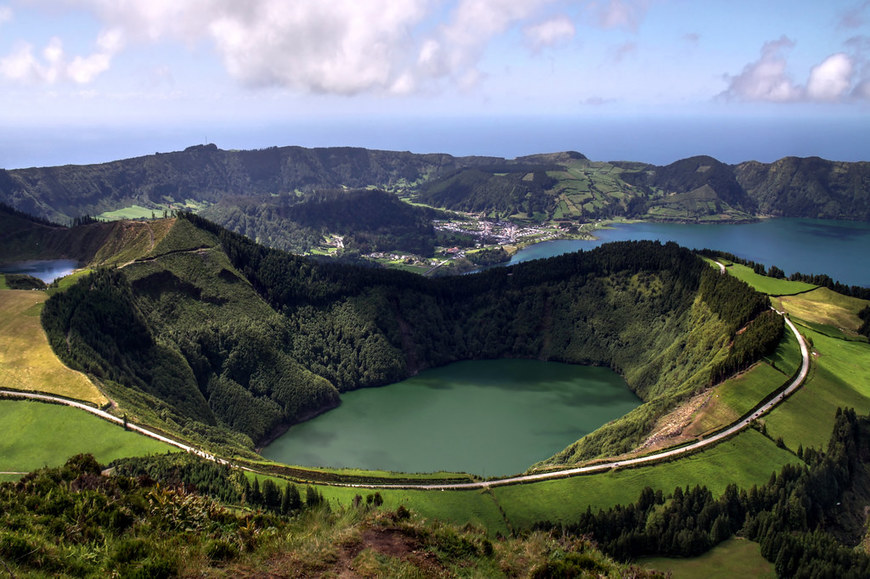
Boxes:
[1,313,809,490]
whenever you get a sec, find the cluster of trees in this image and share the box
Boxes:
[710,309,784,384]
[859,306,870,338]
[40,268,214,424]
[2,273,46,290]
[466,246,510,266]
[787,272,870,301]
[536,408,870,578]
[111,453,325,517]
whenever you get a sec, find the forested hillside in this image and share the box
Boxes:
[2,146,869,261]
[0,144,495,224]
[200,188,443,255]
[40,214,780,462]
[735,156,870,220]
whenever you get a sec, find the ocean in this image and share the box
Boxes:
[2,115,868,169]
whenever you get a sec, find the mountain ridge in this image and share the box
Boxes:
[2,144,867,221]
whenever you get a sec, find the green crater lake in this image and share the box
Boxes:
[262,359,640,476]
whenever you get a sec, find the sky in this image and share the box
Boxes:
[1,0,869,167]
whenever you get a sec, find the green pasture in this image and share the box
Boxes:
[641,537,774,579]
[0,274,8,290]
[763,324,802,377]
[0,400,174,475]
[726,263,816,295]
[716,362,787,416]
[47,268,92,295]
[492,429,797,529]
[764,326,870,451]
[98,204,156,220]
[776,287,868,338]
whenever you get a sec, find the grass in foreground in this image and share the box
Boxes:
[0,400,173,473]
[725,263,817,295]
[640,537,774,579]
[1,455,663,578]
[0,290,107,405]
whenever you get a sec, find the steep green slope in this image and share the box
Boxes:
[736,156,870,220]
[38,214,777,463]
[200,188,443,255]
[0,144,496,224]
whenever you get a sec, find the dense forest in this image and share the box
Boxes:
[40,213,780,463]
[200,188,443,255]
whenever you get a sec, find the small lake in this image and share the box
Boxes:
[262,359,640,476]
[509,219,870,288]
[0,259,78,283]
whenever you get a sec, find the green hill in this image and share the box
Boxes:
[32,213,779,465]
[3,146,869,261]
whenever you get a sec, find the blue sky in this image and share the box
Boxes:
[1,1,868,166]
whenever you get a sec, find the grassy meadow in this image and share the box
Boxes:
[0,289,107,405]
[641,537,775,579]
[726,263,817,295]
[0,400,173,473]
[492,429,798,529]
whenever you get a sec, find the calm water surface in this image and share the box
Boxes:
[262,360,640,476]
[509,219,870,288]
[0,260,78,283]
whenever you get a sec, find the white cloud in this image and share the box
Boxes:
[524,15,576,51]
[807,53,853,101]
[722,37,869,103]
[721,36,802,102]
[28,0,569,94]
[589,0,649,32]
[0,22,122,85]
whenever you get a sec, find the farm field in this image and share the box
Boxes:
[491,429,798,529]
[726,263,817,295]
[763,326,870,451]
[0,400,173,473]
[641,537,775,579]
[0,289,107,406]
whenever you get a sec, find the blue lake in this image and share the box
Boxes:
[509,219,870,288]
[0,260,79,283]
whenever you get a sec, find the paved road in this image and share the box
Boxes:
[1,313,808,491]
[341,312,810,490]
